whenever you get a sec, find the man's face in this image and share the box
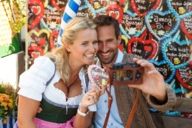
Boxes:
[97,25,120,65]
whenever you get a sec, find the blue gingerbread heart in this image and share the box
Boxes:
[166,0,192,18]
[145,10,180,41]
[150,59,176,83]
[161,33,191,69]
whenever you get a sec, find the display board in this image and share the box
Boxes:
[27,0,192,118]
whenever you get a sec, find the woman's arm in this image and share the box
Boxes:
[17,95,40,128]
[73,88,101,128]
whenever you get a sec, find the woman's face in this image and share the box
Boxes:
[68,28,98,66]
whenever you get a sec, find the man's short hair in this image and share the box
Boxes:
[94,15,120,38]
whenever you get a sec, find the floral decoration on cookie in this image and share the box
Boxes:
[120,11,145,38]
[145,10,180,40]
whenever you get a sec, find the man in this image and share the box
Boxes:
[92,15,187,128]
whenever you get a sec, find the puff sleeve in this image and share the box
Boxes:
[18,56,55,101]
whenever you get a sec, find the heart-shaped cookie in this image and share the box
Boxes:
[167,0,192,16]
[120,11,145,38]
[127,31,159,59]
[145,10,180,40]
[150,60,176,83]
[162,37,191,69]
[84,0,108,17]
[50,0,66,11]
[130,0,162,17]
[28,0,44,30]
[88,65,109,88]
[28,29,50,60]
[176,62,192,90]
[106,3,123,23]
[180,15,192,40]
[40,7,62,31]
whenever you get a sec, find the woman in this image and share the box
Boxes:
[17,17,101,128]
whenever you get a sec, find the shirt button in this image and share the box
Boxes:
[110,123,113,126]
[104,99,107,103]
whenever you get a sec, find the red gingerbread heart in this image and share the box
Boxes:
[131,0,162,17]
[50,0,66,11]
[127,36,158,59]
[28,0,44,30]
[176,63,192,90]
[180,15,192,40]
[88,65,109,88]
[28,29,50,60]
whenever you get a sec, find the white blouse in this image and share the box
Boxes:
[18,56,87,106]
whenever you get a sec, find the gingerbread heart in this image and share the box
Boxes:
[40,7,62,31]
[28,29,50,60]
[50,0,66,11]
[120,11,145,38]
[180,15,192,40]
[167,0,192,16]
[83,0,108,17]
[130,0,162,17]
[145,10,180,40]
[77,1,93,18]
[127,33,159,59]
[162,37,191,69]
[88,65,109,88]
[28,0,44,30]
[150,60,175,83]
[176,62,192,90]
[106,3,123,23]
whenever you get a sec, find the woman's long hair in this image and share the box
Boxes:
[47,17,96,84]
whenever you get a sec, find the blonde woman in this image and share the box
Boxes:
[17,17,101,128]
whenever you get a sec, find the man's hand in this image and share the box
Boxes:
[128,58,166,101]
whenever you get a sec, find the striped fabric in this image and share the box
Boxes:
[0,112,16,128]
[57,0,81,46]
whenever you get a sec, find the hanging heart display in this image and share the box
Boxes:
[28,29,50,60]
[40,7,62,31]
[130,0,162,17]
[88,65,109,88]
[77,1,92,18]
[145,10,180,40]
[162,37,191,69]
[180,15,192,40]
[120,11,145,38]
[28,0,44,30]
[84,0,107,17]
[176,62,192,90]
[106,2,123,23]
[50,0,66,11]
[127,30,159,59]
[150,60,176,83]
[166,0,192,16]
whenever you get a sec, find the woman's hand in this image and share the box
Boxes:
[79,87,102,112]
[128,58,166,101]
